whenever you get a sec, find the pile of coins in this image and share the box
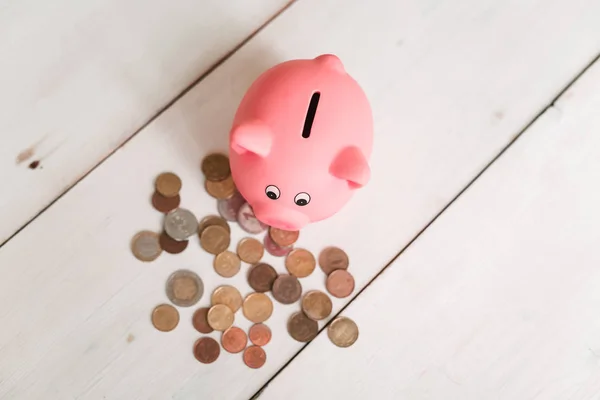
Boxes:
[131,153,359,367]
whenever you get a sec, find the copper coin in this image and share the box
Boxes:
[131,230,162,262]
[328,316,359,347]
[198,215,230,236]
[248,323,272,346]
[237,202,267,234]
[285,248,316,278]
[213,251,241,278]
[200,225,230,255]
[243,345,266,369]
[155,172,182,198]
[272,274,302,304]
[165,270,204,307]
[326,269,355,298]
[301,290,333,321]
[205,175,236,200]
[221,326,247,354]
[319,246,349,275]
[287,311,318,342]
[159,231,188,254]
[207,304,234,331]
[201,153,230,182]
[193,337,220,364]
[242,293,273,323]
[151,191,181,213]
[192,307,213,334]
[217,191,245,222]
[237,237,264,264]
[211,285,243,313]
[269,227,299,247]
[151,304,179,332]
[263,233,293,257]
[247,263,278,293]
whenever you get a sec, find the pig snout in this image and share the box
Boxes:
[253,202,310,231]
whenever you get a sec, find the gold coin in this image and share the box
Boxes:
[151,304,179,332]
[319,246,349,275]
[200,225,230,255]
[211,285,243,313]
[131,230,162,262]
[237,237,264,264]
[242,293,273,323]
[198,215,230,236]
[165,270,204,307]
[207,304,234,331]
[205,175,236,199]
[285,248,316,278]
[327,316,359,347]
[301,290,333,321]
[213,251,241,278]
[201,153,230,182]
[155,172,182,198]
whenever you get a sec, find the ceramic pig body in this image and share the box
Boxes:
[229,54,373,231]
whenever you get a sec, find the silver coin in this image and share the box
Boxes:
[165,269,204,307]
[164,208,198,241]
[217,191,245,222]
[237,202,267,234]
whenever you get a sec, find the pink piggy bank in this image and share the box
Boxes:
[228,54,373,231]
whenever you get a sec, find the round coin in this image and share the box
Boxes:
[301,290,333,321]
[263,233,293,257]
[242,293,273,323]
[243,345,266,369]
[159,231,188,254]
[164,208,198,241]
[217,191,245,222]
[213,251,241,278]
[201,153,230,182]
[205,175,236,199]
[327,316,359,348]
[211,285,243,313]
[269,227,299,247]
[207,304,234,331]
[151,191,181,213]
[318,246,349,275]
[237,237,264,264]
[272,274,302,304]
[198,215,230,236]
[192,307,213,334]
[155,172,182,198]
[325,269,355,299]
[247,263,278,293]
[221,326,247,354]
[287,311,318,342]
[285,248,316,278]
[237,203,267,234]
[193,337,220,364]
[248,323,272,346]
[165,270,204,307]
[200,225,230,255]
[131,230,162,262]
[151,304,179,332]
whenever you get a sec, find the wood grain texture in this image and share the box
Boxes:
[260,52,600,400]
[0,0,291,243]
[1,0,600,398]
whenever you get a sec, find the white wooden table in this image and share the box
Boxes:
[1,0,600,399]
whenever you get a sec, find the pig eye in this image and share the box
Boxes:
[265,185,280,200]
[294,192,311,206]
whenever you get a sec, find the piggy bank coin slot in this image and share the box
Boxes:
[302,91,321,139]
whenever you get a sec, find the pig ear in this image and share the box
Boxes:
[329,146,370,189]
[315,54,346,74]
[230,120,273,157]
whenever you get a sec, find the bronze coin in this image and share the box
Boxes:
[151,191,181,213]
[272,274,302,304]
[247,263,278,293]
[301,290,333,321]
[207,304,234,331]
[193,337,220,364]
[213,251,241,278]
[201,153,230,182]
[200,225,230,255]
[211,285,243,313]
[287,311,318,342]
[326,269,355,298]
[328,316,359,347]
[285,248,316,278]
[243,345,266,369]
[242,293,273,323]
[221,326,247,354]
[198,215,230,236]
[269,227,300,247]
[192,307,213,334]
[318,246,349,275]
[205,175,236,199]
[151,304,179,332]
[248,323,272,346]
[237,237,264,264]
[263,233,293,257]
[155,172,182,198]
[131,230,162,262]
[159,231,188,254]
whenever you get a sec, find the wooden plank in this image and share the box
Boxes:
[1,0,600,398]
[259,52,600,400]
[0,0,292,243]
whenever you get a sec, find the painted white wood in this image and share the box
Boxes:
[0,0,291,243]
[260,53,600,400]
[1,0,600,398]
